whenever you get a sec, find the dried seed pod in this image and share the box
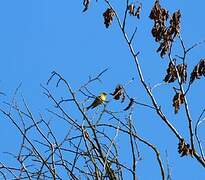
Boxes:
[103,8,115,28]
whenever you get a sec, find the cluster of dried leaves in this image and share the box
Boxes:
[164,59,205,113]
[103,8,115,28]
[178,139,194,157]
[164,61,187,83]
[82,1,116,28]
[164,59,205,86]
[111,85,134,111]
[149,0,181,57]
[128,3,142,19]
[172,91,184,114]
[83,1,142,28]
[189,59,205,85]
[82,0,205,117]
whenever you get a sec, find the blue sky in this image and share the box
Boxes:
[0,0,205,179]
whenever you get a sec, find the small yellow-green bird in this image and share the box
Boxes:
[86,92,107,110]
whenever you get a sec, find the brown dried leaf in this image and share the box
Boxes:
[189,59,205,85]
[151,24,166,42]
[178,139,194,157]
[149,0,168,22]
[169,10,181,38]
[177,64,187,83]
[128,2,142,19]
[128,4,135,16]
[84,131,89,139]
[164,62,177,83]
[172,91,184,114]
[157,40,171,58]
[135,3,142,19]
[83,0,90,12]
[103,8,115,28]
[111,84,124,100]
